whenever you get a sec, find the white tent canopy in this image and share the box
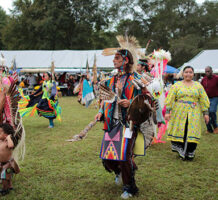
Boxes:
[181,49,218,73]
[0,50,115,70]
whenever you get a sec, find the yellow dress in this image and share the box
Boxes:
[165,81,209,143]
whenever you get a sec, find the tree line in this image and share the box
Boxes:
[0,0,217,67]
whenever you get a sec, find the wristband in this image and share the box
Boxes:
[99,108,103,114]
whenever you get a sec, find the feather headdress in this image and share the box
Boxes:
[102,48,120,56]
[149,49,172,79]
[102,35,141,72]
[116,35,141,71]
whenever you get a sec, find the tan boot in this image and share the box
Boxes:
[213,128,218,134]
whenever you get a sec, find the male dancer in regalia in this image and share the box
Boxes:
[95,49,140,199]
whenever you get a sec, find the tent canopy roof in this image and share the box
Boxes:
[164,65,179,73]
[181,49,218,73]
[0,50,115,69]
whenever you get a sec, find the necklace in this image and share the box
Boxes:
[117,71,126,77]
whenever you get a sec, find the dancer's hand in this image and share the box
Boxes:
[165,113,171,121]
[204,114,209,124]
[118,99,130,108]
[95,113,102,121]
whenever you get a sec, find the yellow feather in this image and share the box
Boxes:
[102,48,120,56]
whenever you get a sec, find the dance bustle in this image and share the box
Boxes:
[4,83,26,162]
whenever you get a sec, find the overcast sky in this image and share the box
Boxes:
[0,0,207,14]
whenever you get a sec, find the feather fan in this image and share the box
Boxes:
[99,83,119,103]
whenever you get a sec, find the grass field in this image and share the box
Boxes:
[2,97,218,200]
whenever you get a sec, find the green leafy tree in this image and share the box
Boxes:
[136,0,217,67]
[0,7,7,49]
[169,34,203,67]
[1,0,217,68]
[198,1,218,49]
[2,0,111,50]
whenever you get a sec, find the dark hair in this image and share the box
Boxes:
[117,49,134,73]
[138,59,150,72]
[0,123,15,136]
[205,66,212,70]
[46,72,51,78]
[183,66,194,73]
[43,72,51,80]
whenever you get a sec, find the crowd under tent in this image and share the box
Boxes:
[0,50,115,73]
[2,49,217,74]
[180,49,218,73]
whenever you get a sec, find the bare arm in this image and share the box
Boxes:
[95,101,104,121]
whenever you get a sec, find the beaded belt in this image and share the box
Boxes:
[178,100,197,108]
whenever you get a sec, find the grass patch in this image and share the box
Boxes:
[2,97,218,200]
